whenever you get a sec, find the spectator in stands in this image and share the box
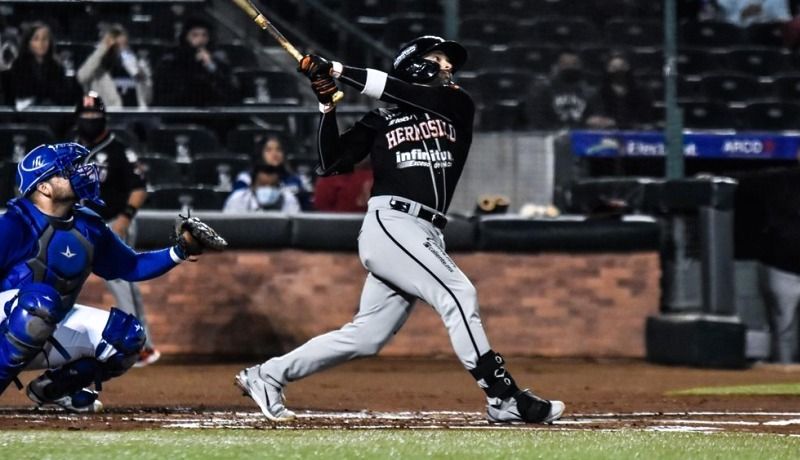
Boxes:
[153,17,236,106]
[76,24,153,108]
[585,52,655,130]
[74,92,160,366]
[524,51,597,130]
[313,158,373,212]
[234,134,314,210]
[223,163,301,213]
[715,0,791,26]
[3,21,76,108]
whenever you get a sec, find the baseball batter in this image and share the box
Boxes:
[237,36,564,424]
[0,143,223,412]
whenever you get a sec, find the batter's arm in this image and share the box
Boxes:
[333,64,474,126]
[316,109,374,176]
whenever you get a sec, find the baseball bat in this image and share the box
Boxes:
[230,0,344,104]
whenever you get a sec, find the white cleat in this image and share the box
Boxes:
[486,389,564,424]
[235,365,296,422]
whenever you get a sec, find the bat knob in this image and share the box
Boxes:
[331,90,345,105]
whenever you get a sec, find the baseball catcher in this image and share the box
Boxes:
[236,36,564,424]
[0,143,225,412]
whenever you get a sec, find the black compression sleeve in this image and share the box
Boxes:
[337,65,475,127]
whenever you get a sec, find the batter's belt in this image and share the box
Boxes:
[385,197,448,230]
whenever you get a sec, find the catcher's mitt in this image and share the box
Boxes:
[175,214,228,256]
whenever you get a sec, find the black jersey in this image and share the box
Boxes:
[316,66,475,213]
[83,133,147,220]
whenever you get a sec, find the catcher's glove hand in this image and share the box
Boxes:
[174,214,228,258]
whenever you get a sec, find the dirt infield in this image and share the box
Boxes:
[2,358,799,434]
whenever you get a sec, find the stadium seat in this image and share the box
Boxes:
[629,48,663,74]
[677,47,727,76]
[533,0,597,17]
[0,124,55,162]
[520,17,601,46]
[679,20,744,47]
[590,0,645,19]
[216,42,258,68]
[394,0,443,15]
[744,21,787,47]
[190,154,251,190]
[54,43,95,76]
[383,14,443,49]
[604,18,663,47]
[226,126,293,157]
[461,45,493,72]
[137,155,183,188]
[724,47,791,77]
[128,41,168,70]
[476,70,536,102]
[479,101,525,131]
[506,44,561,75]
[233,69,302,105]
[700,72,763,103]
[0,161,16,204]
[679,100,737,130]
[145,186,228,211]
[460,17,519,46]
[147,125,222,161]
[740,101,800,131]
[771,73,800,101]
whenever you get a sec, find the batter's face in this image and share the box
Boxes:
[423,50,453,82]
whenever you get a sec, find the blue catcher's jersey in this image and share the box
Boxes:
[0,198,179,309]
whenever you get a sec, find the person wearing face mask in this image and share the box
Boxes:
[524,51,598,130]
[73,92,160,367]
[76,24,153,108]
[232,134,314,209]
[223,163,301,213]
[585,53,655,130]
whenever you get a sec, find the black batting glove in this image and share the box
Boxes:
[310,75,338,104]
[298,54,332,78]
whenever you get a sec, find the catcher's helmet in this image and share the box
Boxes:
[16,143,103,206]
[391,35,467,84]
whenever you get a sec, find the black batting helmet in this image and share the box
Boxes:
[391,35,468,84]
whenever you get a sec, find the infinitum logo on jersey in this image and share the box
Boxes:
[396,148,453,169]
[386,119,456,149]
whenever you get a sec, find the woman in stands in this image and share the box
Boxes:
[233,134,313,210]
[4,21,76,108]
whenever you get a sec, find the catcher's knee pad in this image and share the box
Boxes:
[469,350,520,400]
[95,308,145,378]
[0,283,65,392]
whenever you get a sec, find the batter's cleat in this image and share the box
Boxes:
[133,347,161,368]
[26,374,103,413]
[486,389,564,424]
[235,366,296,422]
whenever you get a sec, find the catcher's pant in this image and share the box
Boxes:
[759,264,800,363]
[262,196,491,384]
[106,217,154,349]
[0,289,110,370]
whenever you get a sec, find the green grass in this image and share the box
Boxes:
[668,382,800,396]
[3,430,800,460]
